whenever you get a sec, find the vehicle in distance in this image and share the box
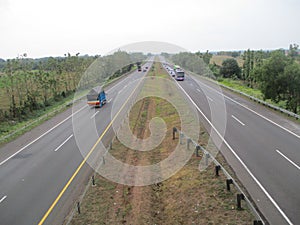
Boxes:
[169,69,175,77]
[87,87,107,107]
[174,65,181,71]
[175,69,185,81]
[138,63,142,72]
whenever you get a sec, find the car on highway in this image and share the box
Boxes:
[169,69,175,77]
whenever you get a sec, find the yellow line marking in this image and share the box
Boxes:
[38,78,143,225]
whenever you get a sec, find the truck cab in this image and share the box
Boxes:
[87,87,107,107]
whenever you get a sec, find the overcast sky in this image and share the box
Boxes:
[0,0,299,59]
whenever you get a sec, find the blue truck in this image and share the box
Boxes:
[87,87,107,107]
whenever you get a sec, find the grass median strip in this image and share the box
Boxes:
[68,62,255,225]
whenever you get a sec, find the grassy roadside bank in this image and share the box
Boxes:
[0,65,139,146]
[0,91,85,145]
[68,62,255,225]
[217,78,298,113]
[218,78,263,99]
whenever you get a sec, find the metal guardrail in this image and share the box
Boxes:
[218,83,300,120]
[190,71,300,120]
[173,127,265,225]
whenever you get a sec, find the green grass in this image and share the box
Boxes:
[0,89,89,145]
[69,62,256,225]
[0,64,138,145]
[218,78,263,99]
[217,78,300,117]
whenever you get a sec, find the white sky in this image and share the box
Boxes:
[0,0,299,59]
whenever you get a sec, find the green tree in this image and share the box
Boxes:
[220,58,241,78]
[256,50,289,102]
[4,59,17,118]
[282,62,300,113]
[289,43,299,59]
[195,50,212,64]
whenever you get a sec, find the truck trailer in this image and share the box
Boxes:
[87,87,107,107]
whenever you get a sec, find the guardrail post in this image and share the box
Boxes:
[205,153,210,166]
[226,179,233,191]
[92,175,95,186]
[215,165,221,176]
[237,193,245,209]
[253,220,263,225]
[172,127,177,140]
[77,202,81,214]
[187,138,192,150]
[195,145,201,157]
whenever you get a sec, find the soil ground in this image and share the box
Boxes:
[68,62,255,225]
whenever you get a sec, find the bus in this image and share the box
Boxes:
[175,69,185,81]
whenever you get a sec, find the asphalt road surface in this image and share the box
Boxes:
[1,57,300,225]
[161,57,299,225]
[0,59,153,225]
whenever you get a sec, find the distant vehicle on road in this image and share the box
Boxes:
[175,69,185,81]
[169,69,175,77]
[87,87,107,107]
[174,65,181,71]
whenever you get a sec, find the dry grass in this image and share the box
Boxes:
[210,55,244,67]
[68,61,255,225]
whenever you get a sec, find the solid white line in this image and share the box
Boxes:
[0,105,87,166]
[207,96,213,102]
[193,75,300,140]
[232,115,245,126]
[90,111,99,119]
[276,149,300,170]
[196,88,213,102]
[54,134,73,152]
[119,87,125,94]
[0,69,140,166]
[0,195,7,203]
[175,79,293,225]
[106,77,126,92]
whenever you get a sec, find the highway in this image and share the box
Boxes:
[0,59,152,225]
[1,56,300,225]
[162,59,300,225]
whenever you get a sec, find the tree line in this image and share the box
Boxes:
[0,51,145,123]
[167,44,300,114]
[219,44,300,113]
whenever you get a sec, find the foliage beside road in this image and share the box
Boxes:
[210,55,244,67]
[168,44,300,115]
[0,52,145,141]
[68,62,255,225]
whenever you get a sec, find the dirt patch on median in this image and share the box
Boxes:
[68,61,255,225]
